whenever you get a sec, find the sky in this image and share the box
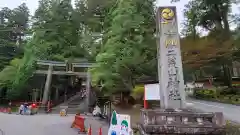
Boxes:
[0,0,239,31]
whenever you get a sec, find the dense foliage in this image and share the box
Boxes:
[193,88,240,105]
[0,0,240,99]
[90,0,156,93]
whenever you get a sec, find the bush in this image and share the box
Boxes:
[194,89,216,99]
[231,95,240,104]
[131,85,144,101]
[193,88,240,105]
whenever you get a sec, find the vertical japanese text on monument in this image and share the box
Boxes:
[165,39,181,100]
[159,7,184,103]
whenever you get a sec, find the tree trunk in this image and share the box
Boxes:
[221,13,230,39]
[211,4,224,33]
[222,16,230,33]
[214,20,223,31]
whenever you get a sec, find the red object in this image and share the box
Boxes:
[88,125,92,135]
[0,108,5,112]
[144,87,148,109]
[32,103,36,108]
[98,127,102,135]
[71,115,86,133]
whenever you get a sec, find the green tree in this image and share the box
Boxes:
[9,0,93,93]
[0,4,29,70]
[181,0,200,39]
[182,0,238,87]
[74,0,117,61]
[0,3,30,99]
[91,0,156,93]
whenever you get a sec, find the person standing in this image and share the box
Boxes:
[31,103,37,115]
[19,104,24,115]
[23,102,28,115]
[8,101,12,114]
[8,101,11,107]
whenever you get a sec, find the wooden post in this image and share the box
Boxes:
[42,65,53,105]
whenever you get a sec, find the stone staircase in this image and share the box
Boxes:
[50,90,87,114]
[38,87,98,114]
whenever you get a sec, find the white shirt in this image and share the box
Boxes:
[92,105,101,115]
[19,105,24,110]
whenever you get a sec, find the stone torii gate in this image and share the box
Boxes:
[34,60,93,109]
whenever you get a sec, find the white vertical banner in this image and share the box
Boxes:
[157,6,186,108]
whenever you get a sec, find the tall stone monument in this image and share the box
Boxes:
[136,7,225,135]
[156,7,186,109]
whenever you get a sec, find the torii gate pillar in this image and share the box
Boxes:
[42,65,53,105]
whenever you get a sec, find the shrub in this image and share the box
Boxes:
[194,89,216,99]
[131,85,144,101]
[192,87,240,105]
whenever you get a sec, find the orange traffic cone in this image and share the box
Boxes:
[98,127,102,135]
[88,125,92,135]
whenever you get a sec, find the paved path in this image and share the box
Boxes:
[0,114,108,135]
[186,98,240,123]
[3,99,238,135]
